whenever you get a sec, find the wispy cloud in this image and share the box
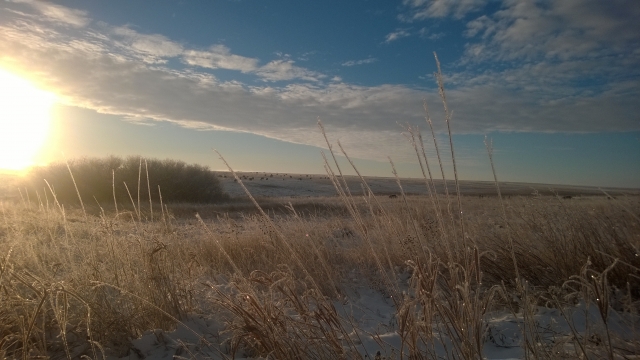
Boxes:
[10,0,90,27]
[401,0,488,21]
[112,26,183,63]
[398,0,640,129]
[418,27,445,40]
[183,45,259,73]
[462,1,640,62]
[384,29,410,43]
[455,1,640,108]
[0,0,638,164]
[341,58,377,67]
[297,51,317,61]
[254,60,325,82]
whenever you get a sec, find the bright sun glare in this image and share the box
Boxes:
[0,68,56,172]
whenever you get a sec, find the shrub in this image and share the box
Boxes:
[22,155,229,206]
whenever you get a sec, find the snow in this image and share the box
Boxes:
[106,174,638,359]
[112,279,638,359]
[215,172,616,199]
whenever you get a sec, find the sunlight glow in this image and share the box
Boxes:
[0,69,56,171]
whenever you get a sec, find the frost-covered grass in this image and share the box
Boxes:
[0,192,638,359]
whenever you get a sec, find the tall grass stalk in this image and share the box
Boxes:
[111,170,118,217]
[407,123,452,263]
[123,181,140,222]
[145,159,152,221]
[424,100,461,258]
[64,158,86,220]
[333,139,402,300]
[137,157,142,219]
[434,52,467,250]
[318,118,354,200]
[484,136,520,283]
[388,156,429,261]
[214,149,325,295]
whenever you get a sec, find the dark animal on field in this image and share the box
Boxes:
[389,194,398,199]
[562,195,572,199]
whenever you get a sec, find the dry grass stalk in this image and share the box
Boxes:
[434,52,467,251]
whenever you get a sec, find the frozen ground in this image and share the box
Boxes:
[215,172,629,199]
[114,277,639,359]
[3,170,637,359]
[106,175,639,359]
[0,171,633,201]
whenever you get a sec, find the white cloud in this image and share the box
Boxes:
[342,58,377,67]
[463,1,640,62]
[183,45,259,73]
[452,0,640,111]
[297,51,317,61]
[0,1,638,166]
[384,29,411,43]
[402,0,488,20]
[11,0,90,27]
[0,19,446,162]
[113,26,183,59]
[254,60,325,82]
[418,27,445,40]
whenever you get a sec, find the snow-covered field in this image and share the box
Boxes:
[215,171,620,199]
[2,171,638,359]
[108,175,639,360]
[119,279,639,360]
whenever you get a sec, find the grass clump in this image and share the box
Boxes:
[21,155,229,207]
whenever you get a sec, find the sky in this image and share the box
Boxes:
[0,0,639,188]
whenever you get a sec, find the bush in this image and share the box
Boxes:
[22,155,229,206]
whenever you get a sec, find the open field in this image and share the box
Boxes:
[213,171,635,198]
[3,163,637,201]
[1,172,639,359]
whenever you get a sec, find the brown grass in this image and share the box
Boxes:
[1,190,638,358]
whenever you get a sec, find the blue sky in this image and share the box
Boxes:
[0,0,639,187]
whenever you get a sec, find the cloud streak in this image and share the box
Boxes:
[254,60,326,82]
[12,0,91,27]
[182,45,259,73]
[342,58,377,67]
[462,1,640,62]
[112,26,184,61]
[384,29,411,43]
[0,1,637,164]
[402,0,488,20]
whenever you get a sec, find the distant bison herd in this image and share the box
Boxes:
[220,173,334,181]
[216,173,604,200]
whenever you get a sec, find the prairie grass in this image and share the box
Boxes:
[1,56,639,359]
[0,188,639,358]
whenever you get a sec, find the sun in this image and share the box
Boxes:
[0,68,56,172]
